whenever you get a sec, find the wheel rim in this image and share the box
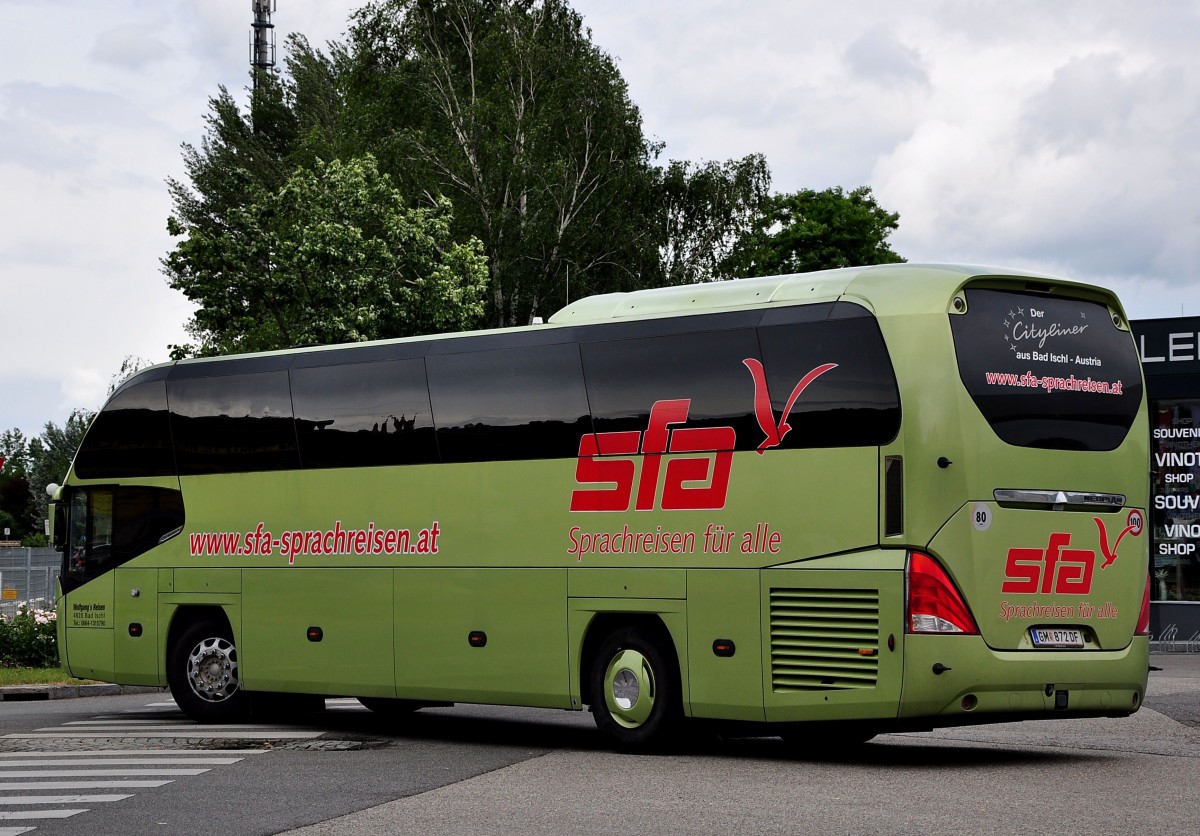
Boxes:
[185,636,240,703]
[603,648,656,729]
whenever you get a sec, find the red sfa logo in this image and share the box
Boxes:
[1001,514,1143,594]
[570,400,734,512]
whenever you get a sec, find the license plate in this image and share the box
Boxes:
[1031,627,1084,648]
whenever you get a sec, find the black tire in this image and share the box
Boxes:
[588,627,682,750]
[167,618,251,723]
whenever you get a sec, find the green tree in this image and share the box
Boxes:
[166,35,347,250]
[347,0,661,324]
[164,3,907,350]
[0,430,33,539]
[165,154,489,356]
[0,411,96,544]
[27,410,94,500]
[657,154,771,285]
[723,186,905,277]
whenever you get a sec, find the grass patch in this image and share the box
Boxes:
[0,667,96,687]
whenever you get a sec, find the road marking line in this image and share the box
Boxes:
[0,794,131,805]
[0,826,35,835]
[0,809,88,819]
[33,725,298,732]
[0,769,210,778]
[6,731,321,740]
[0,781,172,790]
[0,758,244,767]
[63,720,197,726]
[0,750,265,757]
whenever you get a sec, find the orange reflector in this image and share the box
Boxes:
[858,648,877,656]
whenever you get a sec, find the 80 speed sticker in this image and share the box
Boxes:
[971,503,992,532]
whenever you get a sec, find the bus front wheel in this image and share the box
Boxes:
[167,618,251,723]
[589,627,681,750]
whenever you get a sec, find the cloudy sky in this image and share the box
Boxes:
[2,0,1197,439]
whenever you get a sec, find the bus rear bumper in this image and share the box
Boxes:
[899,634,1149,721]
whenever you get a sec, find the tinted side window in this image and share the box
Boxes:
[428,344,591,462]
[291,360,437,468]
[168,372,299,475]
[582,328,761,451]
[74,378,176,479]
[757,306,901,448]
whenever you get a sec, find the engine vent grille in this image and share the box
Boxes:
[769,587,881,692]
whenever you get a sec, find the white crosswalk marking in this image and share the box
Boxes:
[0,782,170,791]
[0,697,294,835]
[0,750,265,757]
[0,796,131,805]
[0,759,244,767]
[0,769,210,778]
[8,730,320,739]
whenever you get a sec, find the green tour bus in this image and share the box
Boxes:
[51,263,1150,749]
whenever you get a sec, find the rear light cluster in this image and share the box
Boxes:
[1136,575,1151,636]
[906,551,979,634]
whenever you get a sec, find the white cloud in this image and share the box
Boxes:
[845,27,930,89]
[89,24,173,71]
[59,368,108,415]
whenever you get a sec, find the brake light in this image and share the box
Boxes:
[1135,575,1151,636]
[907,551,979,634]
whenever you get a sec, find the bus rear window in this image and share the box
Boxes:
[950,288,1143,451]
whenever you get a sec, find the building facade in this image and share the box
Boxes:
[1133,317,1200,647]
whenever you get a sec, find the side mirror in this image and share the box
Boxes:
[49,497,67,552]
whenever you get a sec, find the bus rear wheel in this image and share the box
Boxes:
[167,618,251,723]
[589,627,681,750]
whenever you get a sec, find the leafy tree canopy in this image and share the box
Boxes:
[723,186,905,278]
[0,411,93,543]
[165,154,489,357]
[657,154,771,285]
[163,1,906,354]
[346,0,661,324]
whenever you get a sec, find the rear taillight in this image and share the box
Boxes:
[1136,575,1151,636]
[906,551,979,634]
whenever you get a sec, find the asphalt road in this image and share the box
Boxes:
[1,653,1197,836]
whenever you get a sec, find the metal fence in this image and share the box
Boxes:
[0,547,60,618]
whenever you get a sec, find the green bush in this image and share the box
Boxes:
[0,603,59,668]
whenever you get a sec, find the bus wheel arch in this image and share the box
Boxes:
[582,614,683,750]
[166,607,251,723]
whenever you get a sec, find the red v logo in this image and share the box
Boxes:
[1094,514,1142,570]
[743,358,837,454]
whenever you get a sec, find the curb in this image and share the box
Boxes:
[0,684,167,702]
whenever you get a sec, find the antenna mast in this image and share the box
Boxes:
[250,0,277,88]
